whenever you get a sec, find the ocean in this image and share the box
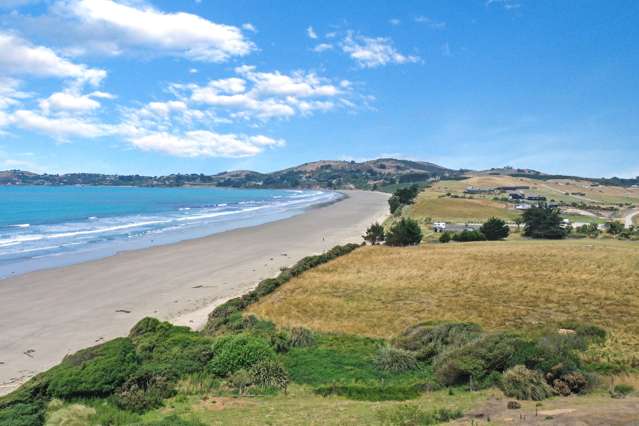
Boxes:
[0,186,341,278]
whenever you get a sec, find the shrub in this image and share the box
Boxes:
[522,204,567,239]
[551,370,589,396]
[480,217,510,240]
[385,218,423,246]
[394,322,482,362]
[607,221,624,235]
[289,327,316,348]
[501,365,555,401]
[314,383,422,401]
[208,334,275,377]
[377,404,463,425]
[374,347,418,374]
[269,330,292,353]
[46,338,139,399]
[227,369,253,395]
[114,373,175,412]
[45,403,96,426]
[250,360,289,391]
[363,222,385,245]
[451,230,486,242]
[145,415,205,426]
[0,401,45,426]
[613,384,634,396]
[439,232,451,243]
[130,320,214,378]
[433,333,529,386]
[389,185,420,214]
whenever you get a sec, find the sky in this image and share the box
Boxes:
[0,0,637,178]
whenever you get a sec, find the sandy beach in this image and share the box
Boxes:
[0,190,389,396]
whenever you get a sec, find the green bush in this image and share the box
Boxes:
[363,222,385,245]
[377,404,463,425]
[208,334,275,377]
[314,383,422,401]
[386,218,423,246]
[227,369,253,395]
[0,401,45,426]
[480,217,510,240]
[145,415,205,426]
[130,320,214,378]
[433,333,530,386]
[374,347,418,374]
[613,384,634,396]
[394,322,482,362]
[250,360,289,391]
[289,327,316,348]
[438,232,451,243]
[451,230,486,242]
[501,365,555,401]
[114,373,175,412]
[46,338,139,399]
[607,221,624,235]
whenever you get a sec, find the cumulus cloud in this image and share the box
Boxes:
[184,66,351,120]
[130,130,284,157]
[0,32,106,86]
[341,32,419,68]
[12,109,107,138]
[51,0,255,62]
[39,91,102,113]
[0,78,30,111]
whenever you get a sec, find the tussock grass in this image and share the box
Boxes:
[248,239,639,365]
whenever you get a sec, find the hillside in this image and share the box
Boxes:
[0,158,458,189]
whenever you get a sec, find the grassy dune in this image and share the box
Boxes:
[249,239,639,365]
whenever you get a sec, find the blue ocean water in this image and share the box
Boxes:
[0,186,341,278]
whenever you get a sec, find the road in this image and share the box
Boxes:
[624,209,639,228]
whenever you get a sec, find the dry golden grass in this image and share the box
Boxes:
[408,192,518,222]
[433,175,639,205]
[248,239,639,362]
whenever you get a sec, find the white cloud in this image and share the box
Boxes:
[130,130,284,158]
[0,78,30,110]
[486,0,521,10]
[341,32,420,68]
[0,32,106,86]
[414,16,447,30]
[39,91,101,113]
[313,43,333,53]
[12,109,107,138]
[389,18,401,26]
[186,66,350,120]
[242,23,257,33]
[306,26,318,39]
[55,0,255,62]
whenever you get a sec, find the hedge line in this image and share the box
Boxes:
[202,242,361,336]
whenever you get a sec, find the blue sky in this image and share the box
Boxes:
[0,0,637,177]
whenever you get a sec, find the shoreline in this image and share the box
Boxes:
[0,190,389,396]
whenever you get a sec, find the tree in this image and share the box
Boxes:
[363,222,385,245]
[439,232,452,243]
[385,218,423,246]
[388,194,402,214]
[480,217,510,241]
[388,184,421,214]
[521,204,567,239]
[514,217,523,232]
[606,221,624,235]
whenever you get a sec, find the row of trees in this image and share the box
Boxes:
[363,218,423,246]
[388,185,420,214]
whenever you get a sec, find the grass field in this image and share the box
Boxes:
[249,239,639,366]
[406,192,519,222]
[434,175,639,206]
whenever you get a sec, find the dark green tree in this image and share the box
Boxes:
[522,204,567,239]
[388,184,421,214]
[388,194,402,214]
[385,218,423,246]
[363,222,385,245]
[606,221,624,235]
[480,217,510,240]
